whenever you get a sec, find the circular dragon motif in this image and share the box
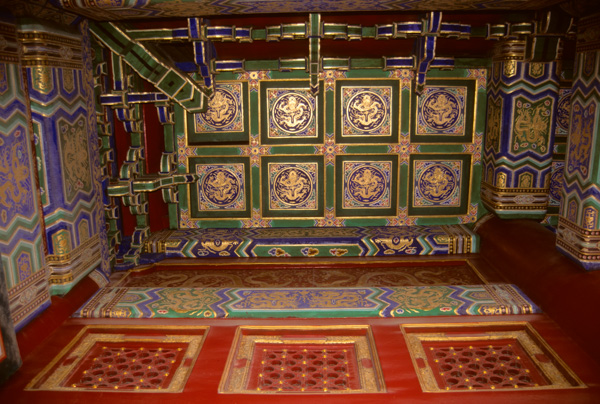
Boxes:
[418,164,457,203]
[272,93,313,133]
[200,168,240,207]
[198,88,238,129]
[273,167,313,206]
[556,94,571,131]
[422,90,461,130]
[549,169,564,202]
[347,91,386,132]
[347,165,386,204]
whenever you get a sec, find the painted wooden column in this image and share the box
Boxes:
[556,14,600,270]
[481,40,560,219]
[0,16,51,330]
[20,19,110,294]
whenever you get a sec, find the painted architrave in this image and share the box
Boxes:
[335,154,398,217]
[410,78,476,144]
[188,156,252,219]
[261,155,325,218]
[408,154,472,216]
[335,79,399,144]
[260,80,324,145]
[187,81,249,145]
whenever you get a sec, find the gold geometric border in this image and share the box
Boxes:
[401,322,586,393]
[219,325,386,394]
[26,325,209,393]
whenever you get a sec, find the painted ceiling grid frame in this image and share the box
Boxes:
[84,10,578,263]
[86,11,480,265]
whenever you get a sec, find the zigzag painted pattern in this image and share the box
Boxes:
[483,61,559,190]
[23,21,109,294]
[0,32,51,330]
[561,50,600,228]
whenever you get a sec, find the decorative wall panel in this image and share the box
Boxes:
[336,79,399,144]
[188,81,249,145]
[336,155,398,217]
[21,19,110,293]
[188,156,251,220]
[411,79,475,143]
[261,155,324,218]
[176,68,486,228]
[0,18,51,331]
[409,154,471,216]
[260,80,324,145]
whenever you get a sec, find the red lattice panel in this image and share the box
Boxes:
[247,343,362,392]
[423,339,550,391]
[63,342,189,391]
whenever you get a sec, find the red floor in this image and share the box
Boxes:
[2,314,600,403]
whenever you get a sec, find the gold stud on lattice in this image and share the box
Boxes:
[114,386,119,390]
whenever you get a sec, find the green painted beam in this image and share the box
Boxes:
[90,22,208,113]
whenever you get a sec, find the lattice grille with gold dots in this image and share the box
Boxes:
[402,322,586,393]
